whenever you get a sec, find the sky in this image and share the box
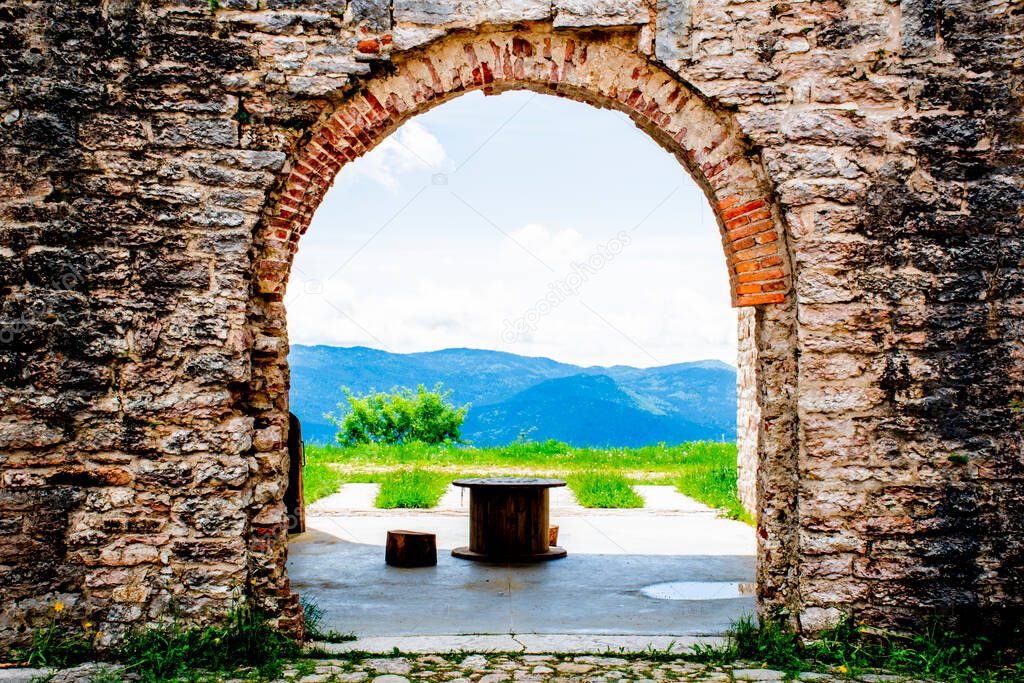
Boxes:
[286,90,737,369]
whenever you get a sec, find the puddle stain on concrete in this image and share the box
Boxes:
[640,581,756,601]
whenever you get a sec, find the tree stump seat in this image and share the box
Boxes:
[385,530,438,567]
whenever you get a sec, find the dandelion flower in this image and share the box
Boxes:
[53,602,64,613]
[837,665,848,675]
[84,622,93,629]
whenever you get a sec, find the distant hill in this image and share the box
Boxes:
[288,345,737,447]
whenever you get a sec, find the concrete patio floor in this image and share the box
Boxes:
[287,484,756,647]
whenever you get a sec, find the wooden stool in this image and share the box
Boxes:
[385,530,437,567]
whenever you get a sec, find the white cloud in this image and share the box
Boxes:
[285,224,737,367]
[348,121,451,189]
[504,223,588,268]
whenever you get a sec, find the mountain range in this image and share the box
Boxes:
[288,345,737,447]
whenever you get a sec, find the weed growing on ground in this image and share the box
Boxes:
[300,596,357,644]
[13,602,92,668]
[5,600,302,682]
[567,471,644,508]
[689,614,1024,683]
[117,601,300,682]
[309,439,737,472]
[86,667,122,683]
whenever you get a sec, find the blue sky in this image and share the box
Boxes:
[286,90,736,368]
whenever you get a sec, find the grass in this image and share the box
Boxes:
[12,606,91,668]
[303,462,348,505]
[304,440,751,519]
[691,615,1024,683]
[10,605,1022,683]
[307,439,740,472]
[673,442,752,523]
[375,468,450,508]
[8,600,301,682]
[300,596,357,644]
[567,471,644,508]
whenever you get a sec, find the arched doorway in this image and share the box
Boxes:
[245,26,799,630]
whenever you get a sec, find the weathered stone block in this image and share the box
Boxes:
[153,118,238,148]
[394,0,551,27]
[553,0,648,28]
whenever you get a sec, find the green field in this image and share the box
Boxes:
[303,440,752,522]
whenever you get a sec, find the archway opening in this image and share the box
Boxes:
[282,88,758,641]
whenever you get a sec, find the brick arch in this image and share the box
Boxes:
[255,28,791,307]
[247,26,800,630]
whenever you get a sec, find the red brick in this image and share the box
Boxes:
[746,208,772,223]
[729,219,773,241]
[738,268,786,283]
[363,92,387,116]
[725,215,750,231]
[736,292,786,306]
[721,198,766,221]
[717,194,742,211]
[735,243,780,261]
[735,261,759,273]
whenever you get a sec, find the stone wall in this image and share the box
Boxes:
[0,0,1021,647]
[736,307,758,516]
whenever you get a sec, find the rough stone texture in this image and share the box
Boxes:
[0,654,920,683]
[0,0,1021,647]
[736,307,758,516]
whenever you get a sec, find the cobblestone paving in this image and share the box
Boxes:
[22,655,923,683]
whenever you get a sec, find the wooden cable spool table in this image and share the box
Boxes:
[451,477,567,562]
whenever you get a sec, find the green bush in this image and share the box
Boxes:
[327,384,469,446]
